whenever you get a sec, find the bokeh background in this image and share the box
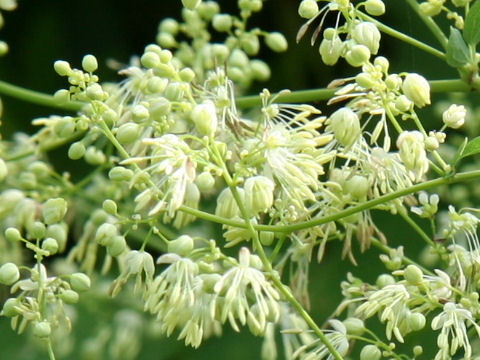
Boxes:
[0,1,466,359]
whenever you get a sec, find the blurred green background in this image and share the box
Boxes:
[0,0,463,359]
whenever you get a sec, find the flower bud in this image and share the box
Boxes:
[116,123,141,144]
[424,135,439,151]
[86,83,106,101]
[53,89,69,104]
[2,298,21,317]
[59,289,79,304]
[68,141,86,160]
[265,32,288,52]
[352,22,381,55]
[82,54,98,73]
[364,0,385,16]
[182,0,201,10]
[107,235,127,257]
[298,0,319,19]
[42,198,67,225]
[413,345,423,356]
[102,199,118,215]
[54,60,71,76]
[343,317,365,335]
[329,107,361,147]
[344,175,369,200]
[70,272,91,292]
[240,33,260,55]
[212,13,232,32]
[41,237,59,255]
[5,227,22,242]
[385,74,402,90]
[250,59,271,81]
[159,18,179,34]
[360,344,381,360]
[376,273,395,287]
[319,37,343,66]
[85,146,106,165]
[0,262,19,285]
[27,221,45,239]
[168,235,194,256]
[191,100,218,136]
[442,104,466,129]
[260,231,275,246]
[141,51,160,68]
[109,166,134,182]
[419,1,442,16]
[402,73,430,108]
[95,223,118,246]
[179,67,195,82]
[244,176,275,215]
[395,94,413,112]
[407,312,426,331]
[397,131,429,181]
[345,44,371,67]
[34,321,51,338]
[195,171,215,192]
[216,188,243,218]
[355,72,376,88]
[403,264,423,284]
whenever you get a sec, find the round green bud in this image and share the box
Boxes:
[329,107,361,147]
[374,56,389,72]
[360,344,381,360]
[84,146,106,165]
[70,272,91,292]
[107,235,127,257]
[355,72,376,88]
[109,166,134,182]
[0,262,19,285]
[343,317,365,335]
[147,77,168,94]
[91,209,108,226]
[179,67,196,82]
[150,97,172,117]
[212,13,232,32]
[41,237,59,255]
[46,224,68,252]
[385,74,402,90]
[0,41,9,56]
[182,0,201,10]
[59,289,79,304]
[249,0,263,12]
[298,0,319,19]
[164,82,183,101]
[195,171,215,192]
[86,83,106,101]
[259,231,275,246]
[352,22,381,55]
[42,198,67,225]
[404,264,423,284]
[156,32,176,48]
[376,273,395,288]
[364,0,385,16]
[102,109,118,126]
[95,223,118,246]
[198,0,219,19]
[29,221,46,239]
[116,122,141,144]
[395,94,413,112]
[54,60,71,76]
[28,161,50,178]
[2,298,21,317]
[265,32,288,52]
[191,100,218,136]
[215,188,242,218]
[344,175,369,200]
[241,33,260,55]
[54,117,75,138]
[250,59,271,81]
[413,345,423,356]
[319,37,343,66]
[82,54,98,73]
[159,49,173,63]
[345,44,371,67]
[102,199,118,215]
[159,18,179,35]
[244,175,275,215]
[33,321,51,338]
[53,89,70,104]
[68,141,86,160]
[168,235,194,256]
[229,49,249,68]
[227,66,244,82]
[407,312,426,331]
[211,44,229,63]
[402,73,430,108]
[132,104,150,122]
[5,227,22,242]
[141,51,160,69]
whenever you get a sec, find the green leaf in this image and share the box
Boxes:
[460,136,480,159]
[464,0,480,45]
[446,27,471,68]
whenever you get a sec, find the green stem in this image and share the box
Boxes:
[180,169,480,233]
[0,80,83,111]
[356,11,445,60]
[398,211,435,248]
[405,0,448,49]
[47,340,56,360]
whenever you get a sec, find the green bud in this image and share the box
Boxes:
[402,73,430,108]
[229,49,249,68]
[54,117,75,138]
[419,2,442,16]
[84,146,106,165]
[395,94,413,112]
[86,83,106,101]
[46,224,68,252]
[42,198,67,225]
[70,272,91,292]
[0,262,19,285]
[360,344,381,360]
[156,32,176,48]
[28,221,46,239]
[179,67,196,82]
[265,32,288,52]
[374,56,389,72]
[168,235,194,256]
[150,97,172,117]
[364,0,385,16]
[259,231,275,246]
[343,317,365,335]
[33,321,51,338]
[244,175,275,215]
[212,13,232,32]
[141,51,160,68]
[182,0,201,10]
[54,60,71,76]
[68,141,86,160]
[107,235,127,257]
[250,59,271,81]
[376,273,395,287]
[344,175,369,200]
[164,82,183,101]
[413,345,423,356]
[403,264,423,284]
[195,171,215,192]
[191,100,218,136]
[53,89,70,103]
[41,237,59,255]
[385,74,402,90]
[109,166,134,182]
[103,199,118,215]
[319,37,343,66]
[132,104,150,122]
[355,72,376,88]
[198,0,219,19]
[2,298,21,317]
[298,0,319,19]
[328,107,361,147]
[345,44,371,67]
[159,18,179,35]
[0,41,8,56]
[215,188,243,218]
[240,33,260,55]
[95,223,118,246]
[352,22,381,55]
[407,312,426,331]
[82,54,98,73]
[59,289,79,304]
[116,122,141,144]
[159,49,173,63]
[5,227,22,242]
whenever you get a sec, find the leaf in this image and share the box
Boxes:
[460,136,480,159]
[464,0,480,45]
[446,27,471,68]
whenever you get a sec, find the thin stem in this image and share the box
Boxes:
[405,0,448,49]
[356,11,445,60]
[0,80,83,111]
[398,210,435,247]
[47,340,56,360]
[180,169,480,233]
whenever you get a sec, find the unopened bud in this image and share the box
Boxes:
[403,264,423,284]
[41,238,59,255]
[442,104,466,129]
[182,0,201,10]
[42,198,67,225]
[402,73,430,108]
[107,235,127,257]
[352,22,381,55]
[70,272,91,292]
[191,100,218,136]
[364,0,385,16]
[329,107,361,147]
[319,37,343,66]
[345,44,371,67]
[360,344,381,360]
[244,176,275,215]
[298,0,319,18]
[0,262,19,285]
[33,321,51,338]
[82,54,98,73]
[168,235,194,256]
[265,32,288,52]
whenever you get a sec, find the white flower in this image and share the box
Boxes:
[442,104,466,129]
